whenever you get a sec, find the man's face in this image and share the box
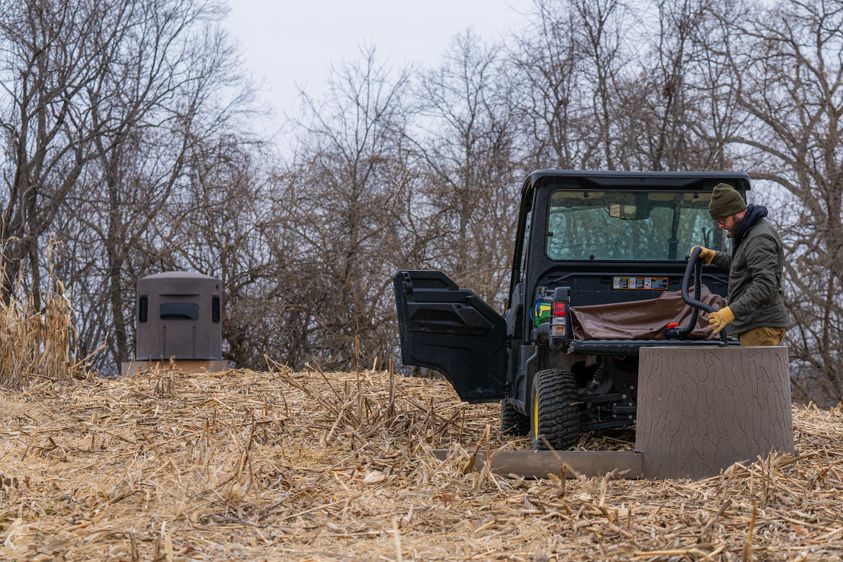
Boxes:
[715,213,740,237]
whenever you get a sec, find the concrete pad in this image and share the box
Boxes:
[433,449,643,479]
[120,360,232,376]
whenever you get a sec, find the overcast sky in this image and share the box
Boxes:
[223,0,533,141]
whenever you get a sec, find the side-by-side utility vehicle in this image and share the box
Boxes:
[394,170,747,450]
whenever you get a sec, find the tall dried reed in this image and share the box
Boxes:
[0,252,83,389]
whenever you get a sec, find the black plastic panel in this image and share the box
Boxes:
[394,270,507,402]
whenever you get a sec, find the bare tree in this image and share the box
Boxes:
[508,0,585,169]
[714,0,843,399]
[571,0,629,169]
[414,31,519,306]
[0,0,252,370]
[0,0,121,305]
[88,0,219,365]
[167,134,273,369]
[508,0,631,171]
[88,3,245,368]
[268,48,416,369]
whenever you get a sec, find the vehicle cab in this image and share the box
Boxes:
[394,170,750,448]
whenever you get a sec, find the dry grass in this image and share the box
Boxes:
[0,364,841,561]
[0,255,85,389]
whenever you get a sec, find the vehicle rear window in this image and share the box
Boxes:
[160,303,199,320]
[546,190,729,261]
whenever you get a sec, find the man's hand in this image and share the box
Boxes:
[708,306,735,334]
[692,245,716,265]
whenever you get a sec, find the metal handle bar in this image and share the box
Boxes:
[679,247,727,343]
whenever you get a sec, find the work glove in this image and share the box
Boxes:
[692,245,716,265]
[707,306,735,335]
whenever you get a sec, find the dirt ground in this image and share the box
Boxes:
[0,367,841,561]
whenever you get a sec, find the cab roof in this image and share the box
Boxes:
[526,169,752,195]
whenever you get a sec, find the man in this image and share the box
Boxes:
[695,183,789,346]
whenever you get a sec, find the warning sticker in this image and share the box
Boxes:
[612,276,669,290]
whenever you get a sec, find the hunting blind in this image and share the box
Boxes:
[135,271,222,361]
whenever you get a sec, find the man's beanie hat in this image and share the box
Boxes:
[708,183,747,219]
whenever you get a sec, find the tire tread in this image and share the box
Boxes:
[531,369,580,450]
[500,399,529,435]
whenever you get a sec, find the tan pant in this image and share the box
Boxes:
[738,327,786,347]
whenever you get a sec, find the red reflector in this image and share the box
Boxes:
[666,322,679,329]
[552,302,567,317]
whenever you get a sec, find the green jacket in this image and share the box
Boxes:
[711,217,789,335]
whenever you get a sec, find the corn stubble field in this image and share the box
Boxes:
[1,272,842,561]
[0,363,841,562]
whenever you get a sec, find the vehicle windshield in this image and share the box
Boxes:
[546,190,729,261]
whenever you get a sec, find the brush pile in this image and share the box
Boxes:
[0,364,841,561]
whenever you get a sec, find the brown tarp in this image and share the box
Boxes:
[571,288,726,341]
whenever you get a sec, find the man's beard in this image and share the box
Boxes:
[726,217,743,238]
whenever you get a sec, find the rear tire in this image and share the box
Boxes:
[500,398,529,435]
[531,369,580,450]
